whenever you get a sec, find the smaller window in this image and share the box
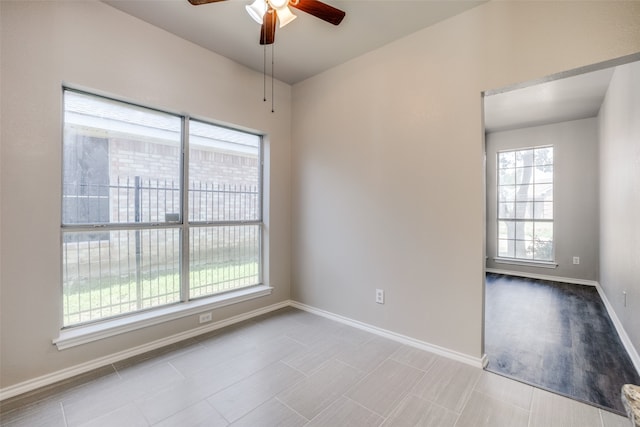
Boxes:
[497,146,554,262]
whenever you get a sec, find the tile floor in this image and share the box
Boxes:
[0,307,633,427]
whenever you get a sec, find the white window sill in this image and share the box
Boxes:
[53,285,273,350]
[493,258,558,269]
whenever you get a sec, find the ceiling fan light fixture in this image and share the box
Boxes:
[245,0,267,24]
[268,0,288,9]
[275,6,297,28]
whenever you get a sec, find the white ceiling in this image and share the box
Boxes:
[484,67,617,133]
[102,0,485,85]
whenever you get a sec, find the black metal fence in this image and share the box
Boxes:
[62,177,261,326]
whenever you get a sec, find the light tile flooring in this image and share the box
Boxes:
[0,307,632,427]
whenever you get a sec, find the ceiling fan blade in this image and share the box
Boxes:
[290,0,345,25]
[260,8,276,45]
[187,0,226,5]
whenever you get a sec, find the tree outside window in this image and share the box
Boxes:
[497,146,554,262]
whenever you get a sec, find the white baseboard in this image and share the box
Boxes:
[289,301,485,369]
[481,353,489,368]
[486,268,598,287]
[0,300,290,402]
[595,283,640,376]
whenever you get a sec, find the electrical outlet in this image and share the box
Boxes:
[573,256,580,265]
[199,312,212,323]
[375,289,384,304]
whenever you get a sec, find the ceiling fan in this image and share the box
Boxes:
[187,0,346,45]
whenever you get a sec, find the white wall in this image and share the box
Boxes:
[599,61,640,356]
[291,1,640,359]
[485,119,600,281]
[0,1,292,388]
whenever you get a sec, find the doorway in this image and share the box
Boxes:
[482,55,640,414]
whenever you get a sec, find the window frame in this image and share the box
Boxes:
[494,145,556,266]
[58,87,268,344]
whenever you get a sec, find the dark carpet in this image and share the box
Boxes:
[484,273,640,414]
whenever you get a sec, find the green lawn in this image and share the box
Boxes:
[63,262,259,326]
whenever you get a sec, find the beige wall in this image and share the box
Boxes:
[485,119,600,281]
[599,61,640,356]
[291,1,640,358]
[0,1,292,388]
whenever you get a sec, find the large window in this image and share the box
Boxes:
[497,146,554,262]
[62,89,262,327]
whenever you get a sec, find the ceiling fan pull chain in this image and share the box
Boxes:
[263,43,267,102]
[271,44,275,113]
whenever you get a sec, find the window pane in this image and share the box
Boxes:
[534,222,553,242]
[516,167,534,185]
[62,228,181,326]
[498,239,514,258]
[62,136,110,224]
[534,183,553,201]
[498,202,515,219]
[498,151,516,169]
[498,186,515,202]
[515,240,533,259]
[189,225,261,298]
[514,183,533,201]
[516,149,534,167]
[534,202,553,219]
[189,121,261,222]
[498,221,514,239]
[63,90,182,225]
[514,201,533,219]
[534,147,553,166]
[515,221,534,240]
[534,241,554,261]
[498,168,515,186]
[534,165,553,184]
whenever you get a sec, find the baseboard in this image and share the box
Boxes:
[289,301,485,369]
[486,268,598,287]
[0,300,290,402]
[595,283,640,376]
[481,353,489,368]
